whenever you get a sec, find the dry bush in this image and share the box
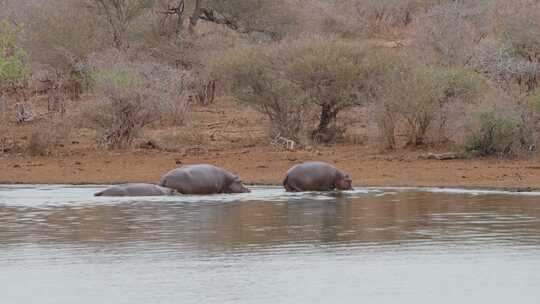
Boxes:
[211,44,307,143]
[26,118,72,156]
[85,0,154,51]
[89,50,193,123]
[142,19,249,106]
[468,43,540,92]
[376,65,450,147]
[462,1,540,92]
[133,62,194,125]
[203,0,298,40]
[0,0,40,22]
[24,1,106,99]
[150,127,210,151]
[414,2,482,67]
[366,51,489,148]
[25,1,105,69]
[501,1,540,62]
[340,0,442,38]
[79,59,192,148]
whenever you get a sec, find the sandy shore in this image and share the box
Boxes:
[1,145,540,191]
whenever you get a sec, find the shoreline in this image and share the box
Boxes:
[2,145,540,191]
[0,182,537,193]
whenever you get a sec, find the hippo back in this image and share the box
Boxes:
[160,165,231,194]
[284,162,340,192]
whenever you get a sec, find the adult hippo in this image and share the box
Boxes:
[94,183,176,197]
[283,161,353,192]
[159,164,250,195]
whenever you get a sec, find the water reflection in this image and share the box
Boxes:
[1,186,540,304]
[1,188,540,252]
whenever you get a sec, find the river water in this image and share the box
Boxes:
[1,185,540,304]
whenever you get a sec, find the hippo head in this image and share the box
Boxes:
[228,177,251,193]
[335,173,353,191]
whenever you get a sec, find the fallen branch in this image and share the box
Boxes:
[426,152,460,160]
[270,133,295,151]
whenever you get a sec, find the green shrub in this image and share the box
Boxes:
[465,109,519,156]
[525,89,540,113]
[93,68,145,91]
[446,69,489,102]
[0,20,28,92]
[368,53,489,148]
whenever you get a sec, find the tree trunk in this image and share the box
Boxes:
[189,0,202,33]
[379,109,396,149]
[176,13,184,34]
[0,94,6,117]
[174,0,185,34]
[312,103,339,143]
[112,26,129,52]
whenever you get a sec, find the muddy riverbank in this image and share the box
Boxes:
[2,145,540,190]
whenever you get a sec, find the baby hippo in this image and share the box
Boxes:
[283,161,353,192]
[94,183,176,197]
[160,164,250,195]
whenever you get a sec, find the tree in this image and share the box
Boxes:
[211,45,306,142]
[89,0,154,51]
[285,38,367,142]
[213,38,368,144]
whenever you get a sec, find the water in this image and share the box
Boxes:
[1,185,540,304]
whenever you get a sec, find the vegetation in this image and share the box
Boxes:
[0,20,28,93]
[465,109,519,156]
[212,45,306,141]
[1,0,539,158]
[214,38,368,143]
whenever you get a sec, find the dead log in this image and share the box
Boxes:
[426,152,460,160]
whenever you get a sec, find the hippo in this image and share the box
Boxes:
[283,161,353,192]
[94,183,176,197]
[159,164,250,195]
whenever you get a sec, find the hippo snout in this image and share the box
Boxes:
[241,186,251,193]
